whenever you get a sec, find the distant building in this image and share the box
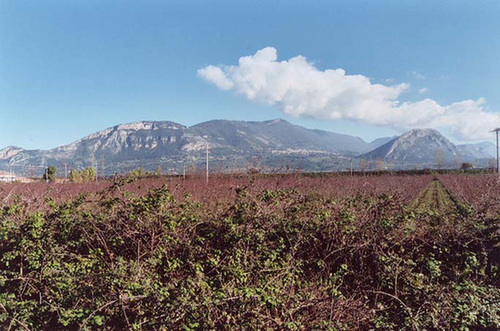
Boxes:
[0,171,16,183]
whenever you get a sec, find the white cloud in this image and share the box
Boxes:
[197,65,234,90]
[198,47,500,141]
[419,87,429,94]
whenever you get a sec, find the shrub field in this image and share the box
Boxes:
[0,173,498,330]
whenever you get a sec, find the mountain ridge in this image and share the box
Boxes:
[359,128,493,168]
[0,119,370,175]
[1,119,495,175]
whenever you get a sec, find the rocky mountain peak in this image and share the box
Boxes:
[116,121,186,131]
[264,118,290,125]
[0,146,24,160]
[361,128,460,165]
[390,128,454,153]
[401,128,441,138]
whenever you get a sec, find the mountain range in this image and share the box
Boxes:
[0,119,495,176]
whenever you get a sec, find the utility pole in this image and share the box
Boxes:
[205,143,209,185]
[62,162,68,179]
[492,128,500,179]
[101,156,105,179]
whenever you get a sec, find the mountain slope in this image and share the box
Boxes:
[0,146,24,160]
[368,137,396,150]
[0,119,370,175]
[2,122,495,175]
[457,142,496,159]
[188,119,369,154]
[360,129,462,166]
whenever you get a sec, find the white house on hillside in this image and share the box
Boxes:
[0,171,16,183]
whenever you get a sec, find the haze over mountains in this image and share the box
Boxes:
[0,119,495,176]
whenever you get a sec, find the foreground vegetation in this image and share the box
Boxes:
[0,173,498,330]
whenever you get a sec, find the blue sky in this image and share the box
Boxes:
[1,0,499,149]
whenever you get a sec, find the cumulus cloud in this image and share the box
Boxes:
[198,47,500,141]
[419,87,429,94]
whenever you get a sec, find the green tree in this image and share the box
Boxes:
[81,167,97,182]
[68,169,82,183]
[43,166,57,182]
[68,167,96,183]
